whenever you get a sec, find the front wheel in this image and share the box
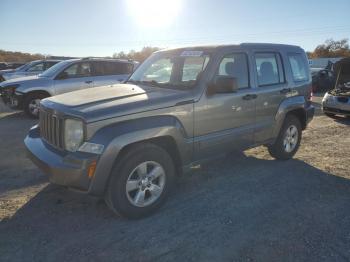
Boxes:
[24,93,48,118]
[268,115,302,160]
[105,143,175,219]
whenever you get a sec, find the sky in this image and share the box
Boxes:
[0,0,349,57]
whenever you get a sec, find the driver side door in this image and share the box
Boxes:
[193,52,256,160]
[53,62,94,95]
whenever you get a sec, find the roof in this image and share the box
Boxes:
[158,43,303,53]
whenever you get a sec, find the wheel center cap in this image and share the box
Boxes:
[141,178,148,187]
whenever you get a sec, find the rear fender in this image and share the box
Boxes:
[273,95,307,138]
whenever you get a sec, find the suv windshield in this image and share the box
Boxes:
[128,51,210,89]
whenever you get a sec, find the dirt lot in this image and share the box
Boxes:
[0,96,350,262]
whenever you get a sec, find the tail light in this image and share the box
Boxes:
[306,85,313,105]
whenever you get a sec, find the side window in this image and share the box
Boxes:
[255,53,284,86]
[27,62,44,72]
[182,57,209,81]
[94,62,134,76]
[62,62,91,78]
[216,53,249,89]
[115,63,134,74]
[288,53,308,81]
[92,61,105,76]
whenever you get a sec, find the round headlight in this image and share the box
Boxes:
[64,119,84,152]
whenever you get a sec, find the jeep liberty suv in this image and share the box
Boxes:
[25,44,314,219]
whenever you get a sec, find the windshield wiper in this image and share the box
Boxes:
[127,80,164,88]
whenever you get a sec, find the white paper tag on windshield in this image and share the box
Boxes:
[180,51,203,57]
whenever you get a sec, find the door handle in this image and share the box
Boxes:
[85,80,93,84]
[280,88,291,94]
[242,94,257,100]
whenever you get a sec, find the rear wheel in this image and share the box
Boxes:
[105,143,175,219]
[268,115,302,160]
[24,93,48,118]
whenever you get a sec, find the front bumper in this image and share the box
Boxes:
[323,106,350,116]
[24,125,98,192]
[0,90,24,109]
[322,94,350,116]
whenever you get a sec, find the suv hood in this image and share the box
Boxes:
[0,75,43,87]
[42,84,194,122]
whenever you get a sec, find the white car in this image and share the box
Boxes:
[0,60,61,82]
[0,58,138,117]
[322,58,350,117]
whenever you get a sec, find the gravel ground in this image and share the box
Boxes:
[0,96,350,262]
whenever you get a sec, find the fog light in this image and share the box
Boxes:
[79,142,104,154]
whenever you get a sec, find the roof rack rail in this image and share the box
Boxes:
[80,57,136,63]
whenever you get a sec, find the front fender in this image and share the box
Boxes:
[87,115,192,195]
[16,80,53,95]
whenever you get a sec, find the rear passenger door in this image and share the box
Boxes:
[91,61,133,87]
[253,52,290,143]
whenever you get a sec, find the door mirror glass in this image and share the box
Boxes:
[208,76,239,95]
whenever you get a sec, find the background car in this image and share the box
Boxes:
[0,58,138,117]
[0,60,61,82]
[311,68,336,93]
[322,58,350,117]
[5,62,26,70]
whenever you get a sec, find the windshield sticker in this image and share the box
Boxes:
[180,51,203,57]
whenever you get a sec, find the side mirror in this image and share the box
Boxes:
[57,71,68,80]
[207,76,239,95]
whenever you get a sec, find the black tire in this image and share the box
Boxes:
[23,93,48,118]
[268,114,302,160]
[324,112,336,118]
[105,143,175,219]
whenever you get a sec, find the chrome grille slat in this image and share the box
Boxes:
[39,109,64,150]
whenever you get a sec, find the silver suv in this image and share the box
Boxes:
[0,58,137,117]
[0,60,61,82]
[25,44,314,218]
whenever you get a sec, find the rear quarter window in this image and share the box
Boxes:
[288,53,309,82]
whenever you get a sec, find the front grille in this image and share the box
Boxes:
[39,109,64,149]
[337,97,349,103]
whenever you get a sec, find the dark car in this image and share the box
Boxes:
[311,68,336,93]
[6,62,26,70]
[322,58,350,117]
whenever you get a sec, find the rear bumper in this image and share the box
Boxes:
[305,104,315,126]
[24,126,97,192]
